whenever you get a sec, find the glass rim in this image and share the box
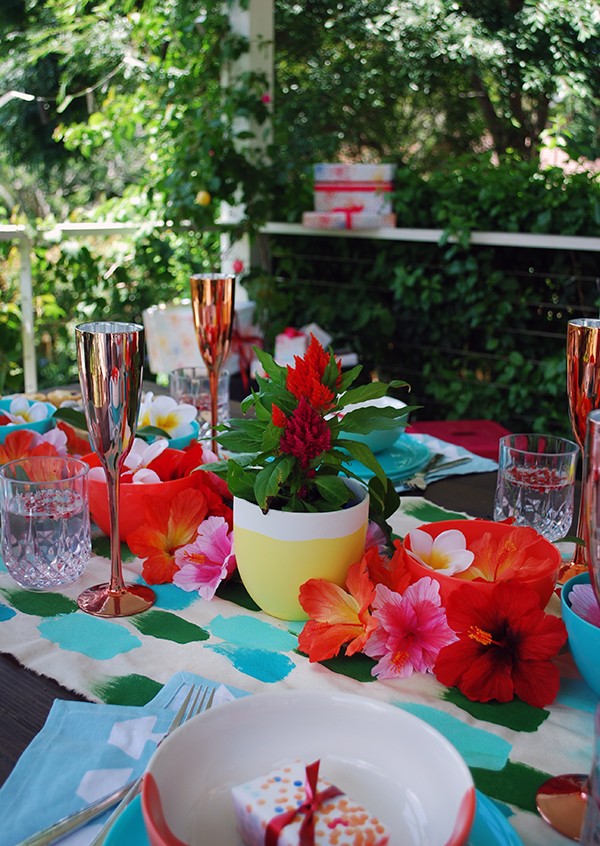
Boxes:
[499,433,580,456]
[75,320,143,334]
[189,272,235,281]
[0,455,90,483]
[169,367,230,378]
[568,318,600,328]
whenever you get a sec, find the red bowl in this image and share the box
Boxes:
[402,519,561,609]
[82,452,198,541]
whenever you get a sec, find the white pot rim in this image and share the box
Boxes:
[233,477,369,541]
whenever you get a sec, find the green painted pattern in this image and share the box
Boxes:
[444,688,549,732]
[130,609,209,643]
[91,673,163,705]
[316,651,377,682]
[0,588,77,617]
[471,760,553,813]
[401,499,468,524]
[91,536,136,562]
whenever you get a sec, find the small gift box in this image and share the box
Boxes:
[274,324,334,368]
[302,211,396,230]
[231,760,390,846]
[313,163,396,216]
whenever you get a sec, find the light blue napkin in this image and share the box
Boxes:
[0,672,246,846]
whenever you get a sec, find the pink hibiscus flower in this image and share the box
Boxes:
[365,578,457,679]
[570,583,600,628]
[173,516,236,600]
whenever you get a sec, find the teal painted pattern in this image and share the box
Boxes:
[38,615,142,659]
[208,643,296,683]
[209,614,298,652]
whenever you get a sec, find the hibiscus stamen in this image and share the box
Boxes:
[467,625,494,646]
[391,647,409,668]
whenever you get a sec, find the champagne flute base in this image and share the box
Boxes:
[536,773,588,840]
[77,583,155,617]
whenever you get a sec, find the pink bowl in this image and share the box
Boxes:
[403,519,561,608]
[82,451,197,541]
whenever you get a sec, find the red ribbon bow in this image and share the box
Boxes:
[265,760,343,846]
[230,326,263,392]
[332,204,364,228]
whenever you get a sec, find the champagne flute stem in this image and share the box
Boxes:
[209,368,219,456]
[106,466,125,595]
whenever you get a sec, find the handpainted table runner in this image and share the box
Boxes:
[0,497,593,846]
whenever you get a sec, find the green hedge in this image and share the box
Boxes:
[246,159,600,435]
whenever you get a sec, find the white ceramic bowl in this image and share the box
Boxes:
[339,396,408,453]
[141,690,475,846]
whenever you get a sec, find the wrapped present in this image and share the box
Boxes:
[142,300,257,375]
[231,760,390,846]
[274,325,334,368]
[302,211,396,230]
[313,163,396,216]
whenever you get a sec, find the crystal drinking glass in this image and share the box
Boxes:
[75,321,155,617]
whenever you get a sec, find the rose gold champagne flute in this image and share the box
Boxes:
[189,274,235,454]
[75,321,155,617]
[564,318,600,581]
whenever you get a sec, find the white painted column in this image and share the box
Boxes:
[19,234,37,393]
[220,0,274,295]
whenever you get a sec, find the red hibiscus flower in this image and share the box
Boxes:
[279,397,331,468]
[433,581,566,707]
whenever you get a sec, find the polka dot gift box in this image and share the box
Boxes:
[231,759,390,846]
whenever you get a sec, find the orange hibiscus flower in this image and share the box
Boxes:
[127,488,212,584]
[0,429,60,464]
[298,554,378,662]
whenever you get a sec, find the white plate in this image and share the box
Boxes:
[142,690,475,846]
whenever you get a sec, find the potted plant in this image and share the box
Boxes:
[209,335,414,619]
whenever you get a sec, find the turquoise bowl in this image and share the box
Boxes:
[0,398,56,445]
[562,571,600,697]
[144,419,200,451]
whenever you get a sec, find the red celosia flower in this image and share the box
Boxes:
[272,404,288,428]
[433,581,567,707]
[298,557,378,662]
[279,397,331,468]
[127,488,217,584]
[286,335,341,412]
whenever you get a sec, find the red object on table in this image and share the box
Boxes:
[406,419,511,461]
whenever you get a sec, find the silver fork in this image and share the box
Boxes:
[402,456,472,490]
[19,683,215,846]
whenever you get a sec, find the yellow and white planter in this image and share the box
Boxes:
[233,479,369,621]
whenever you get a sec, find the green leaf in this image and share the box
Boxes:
[336,406,410,434]
[136,425,171,440]
[254,456,294,507]
[337,438,386,485]
[226,461,258,500]
[339,380,410,407]
[52,406,87,430]
[314,475,352,507]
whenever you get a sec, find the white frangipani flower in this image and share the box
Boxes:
[407,528,474,576]
[5,395,51,424]
[124,437,169,473]
[138,392,197,438]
